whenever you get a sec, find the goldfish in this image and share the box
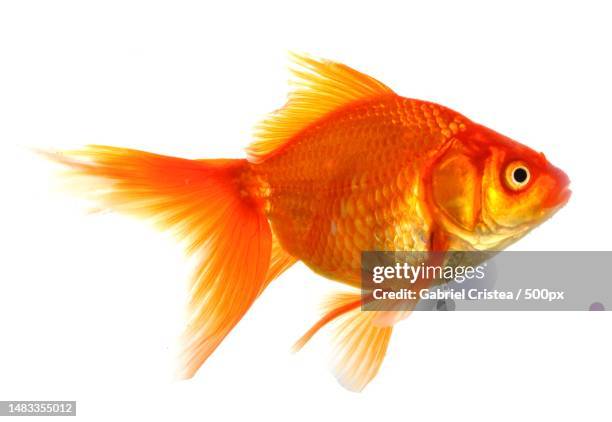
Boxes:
[44,53,570,391]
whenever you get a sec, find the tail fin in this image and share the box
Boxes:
[43,145,279,378]
[293,291,393,392]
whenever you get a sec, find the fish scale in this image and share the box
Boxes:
[250,95,460,285]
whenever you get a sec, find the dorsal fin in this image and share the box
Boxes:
[246,53,396,163]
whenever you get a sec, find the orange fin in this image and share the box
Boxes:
[246,53,396,163]
[292,292,361,352]
[264,232,297,288]
[42,146,273,379]
[294,291,393,392]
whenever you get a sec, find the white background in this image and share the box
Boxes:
[0,1,610,421]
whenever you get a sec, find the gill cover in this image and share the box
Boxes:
[430,142,482,231]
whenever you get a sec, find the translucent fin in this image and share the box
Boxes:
[246,53,396,163]
[294,291,393,392]
[42,146,273,379]
[331,299,393,392]
[292,292,362,352]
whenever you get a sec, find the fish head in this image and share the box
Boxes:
[427,123,571,250]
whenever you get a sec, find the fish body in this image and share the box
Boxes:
[46,54,570,391]
[250,95,450,286]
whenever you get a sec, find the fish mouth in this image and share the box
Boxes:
[557,187,572,206]
[542,163,571,210]
[543,186,572,211]
[556,166,571,206]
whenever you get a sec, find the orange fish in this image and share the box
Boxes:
[44,54,570,391]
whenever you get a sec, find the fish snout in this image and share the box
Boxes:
[543,165,571,209]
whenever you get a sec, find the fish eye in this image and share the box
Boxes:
[505,162,531,190]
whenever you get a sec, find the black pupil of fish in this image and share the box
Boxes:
[513,167,528,183]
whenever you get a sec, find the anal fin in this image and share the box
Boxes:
[294,291,393,392]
